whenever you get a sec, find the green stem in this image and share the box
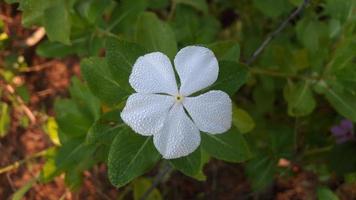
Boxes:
[303,145,333,157]
[0,149,49,174]
[168,0,177,21]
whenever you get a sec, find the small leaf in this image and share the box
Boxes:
[43,4,71,45]
[201,126,252,162]
[81,57,130,105]
[133,178,163,200]
[317,187,340,200]
[284,81,316,117]
[136,12,177,59]
[170,147,201,177]
[232,105,255,134]
[44,117,60,146]
[108,128,161,187]
[0,102,10,138]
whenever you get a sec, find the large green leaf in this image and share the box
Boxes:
[81,57,130,105]
[108,129,161,187]
[105,37,145,92]
[204,61,248,95]
[284,81,316,117]
[201,126,252,162]
[136,12,177,59]
[169,147,201,177]
[43,3,71,45]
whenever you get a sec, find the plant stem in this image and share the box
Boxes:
[303,145,333,157]
[246,0,310,65]
[0,149,49,174]
[139,161,173,200]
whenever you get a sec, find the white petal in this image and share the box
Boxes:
[174,46,219,96]
[121,93,175,136]
[129,52,178,95]
[183,90,232,134]
[153,104,200,159]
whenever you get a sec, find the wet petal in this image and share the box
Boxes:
[183,90,232,134]
[174,46,218,96]
[129,52,178,95]
[153,104,200,159]
[121,93,175,135]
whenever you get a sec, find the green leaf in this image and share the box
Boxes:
[81,57,130,105]
[36,37,88,58]
[296,19,320,53]
[205,61,248,95]
[0,102,10,138]
[86,109,124,145]
[43,3,71,45]
[44,117,60,146]
[18,0,59,27]
[55,99,93,139]
[169,147,201,177]
[323,85,356,122]
[253,0,292,18]
[201,126,252,162]
[136,12,177,59]
[109,0,147,38]
[175,0,209,14]
[69,77,101,121]
[133,178,163,200]
[246,154,276,191]
[76,0,111,24]
[232,105,255,134]
[284,81,316,117]
[108,128,161,187]
[105,37,145,92]
[325,0,354,22]
[328,142,356,175]
[317,187,340,200]
[208,41,240,62]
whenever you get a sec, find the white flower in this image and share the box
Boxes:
[120,46,232,159]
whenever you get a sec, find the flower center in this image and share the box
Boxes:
[175,94,184,103]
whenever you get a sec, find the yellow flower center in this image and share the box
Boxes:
[175,94,184,103]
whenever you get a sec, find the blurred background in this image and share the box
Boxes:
[0,0,355,199]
